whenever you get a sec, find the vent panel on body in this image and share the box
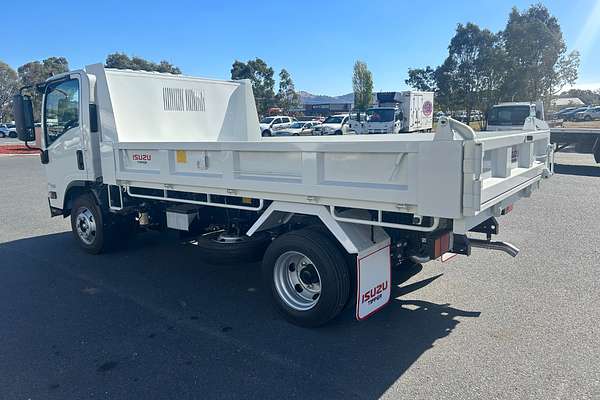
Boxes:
[163,87,205,111]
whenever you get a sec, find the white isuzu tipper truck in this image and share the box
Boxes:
[13,65,553,326]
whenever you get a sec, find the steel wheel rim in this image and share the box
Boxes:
[273,251,321,311]
[75,207,97,245]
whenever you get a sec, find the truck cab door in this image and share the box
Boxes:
[42,73,90,210]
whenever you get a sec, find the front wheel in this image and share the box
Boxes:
[70,194,108,254]
[262,228,350,327]
[262,130,272,137]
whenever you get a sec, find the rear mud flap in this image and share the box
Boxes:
[356,240,391,320]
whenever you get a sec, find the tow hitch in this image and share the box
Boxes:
[469,238,519,257]
[452,217,520,258]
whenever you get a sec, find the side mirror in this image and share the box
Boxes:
[12,94,35,142]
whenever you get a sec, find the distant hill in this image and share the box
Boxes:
[298,91,354,105]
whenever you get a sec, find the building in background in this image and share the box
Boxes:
[552,97,584,108]
[302,102,353,117]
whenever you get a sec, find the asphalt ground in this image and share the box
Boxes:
[0,152,599,399]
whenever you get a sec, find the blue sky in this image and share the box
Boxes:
[4,0,600,95]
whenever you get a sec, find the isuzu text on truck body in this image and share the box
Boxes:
[13,65,552,326]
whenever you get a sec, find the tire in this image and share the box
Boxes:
[8,132,17,138]
[262,130,271,137]
[262,228,350,327]
[584,115,592,121]
[334,130,342,135]
[594,140,600,163]
[70,193,110,254]
[193,231,271,265]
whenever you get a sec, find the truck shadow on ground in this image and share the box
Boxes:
[553,163,600,177]
[0,231,481,399]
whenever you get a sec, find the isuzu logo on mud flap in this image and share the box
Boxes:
[361,281,389,305]
[132,153,152,164]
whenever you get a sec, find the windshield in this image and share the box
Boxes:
[260,117,275,124]
[367,109,395,122]
[323,116,344,124]
[289,122,304,129]
[487,106,530,126]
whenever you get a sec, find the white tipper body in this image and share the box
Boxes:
[42,65,551,237]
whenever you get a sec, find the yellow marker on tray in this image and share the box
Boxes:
[176,150,187,163]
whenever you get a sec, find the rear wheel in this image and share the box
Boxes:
[263,229,350,327]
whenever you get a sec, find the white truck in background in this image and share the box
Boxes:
[485,101,600,163]
[13,65,552,327]
[350,91,434,134]
[486,102,545,131]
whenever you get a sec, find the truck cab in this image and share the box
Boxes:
[357,107,404,134]
[486,101,545,131]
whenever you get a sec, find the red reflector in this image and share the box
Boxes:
[434,233,451,259]
[502,205,514,215]
[440,234,450,253]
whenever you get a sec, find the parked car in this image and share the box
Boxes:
[561,106,590,121]
[0,123,17,138]
[312,114,350,135]
[259,116,294,136]
[433,111,445,122]
[575,106,600,121]
[470,111,483,121]
[551,107,576,120]
[272,121,321,136]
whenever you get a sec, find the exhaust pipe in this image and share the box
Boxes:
[469,238,520,257]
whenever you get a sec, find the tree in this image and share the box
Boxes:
[0,61,18,122]
[405,4,579,118]
[17,57,70,120]
[231,58,275,115]
[405,66,437,92]
[442,23,504,122]
[276,69,300,112]
[105,53,181,74]
[503,4,579,107]
[352,60,373,111]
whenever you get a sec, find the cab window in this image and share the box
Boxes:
[44,79,80,145]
